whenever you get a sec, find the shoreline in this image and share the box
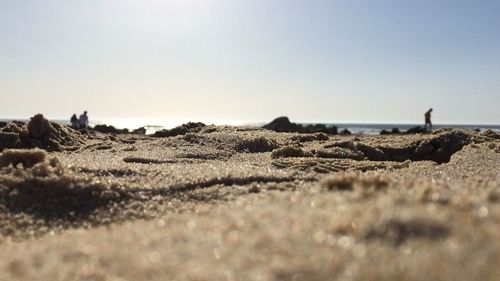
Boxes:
[2,118,499,136]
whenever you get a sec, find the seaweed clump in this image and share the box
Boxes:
[0,114,84,152]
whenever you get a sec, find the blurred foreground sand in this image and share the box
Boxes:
[0,124,499,281]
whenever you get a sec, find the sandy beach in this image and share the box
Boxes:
[0,115,499,280]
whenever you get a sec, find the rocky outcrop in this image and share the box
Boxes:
[153,122,206,137]
[405,126,427,134]
[131,127,146,135]
[339,128,352,135]
[263,117,338,134]
[93,124,129,135]
[380,128,401,135]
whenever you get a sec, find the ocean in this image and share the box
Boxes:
[327,123,500,135]
[1,118,499,135]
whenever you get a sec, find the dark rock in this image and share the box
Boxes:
[314,133,329,141]
[263,117,337,134]
[380,128,401,135]
[262,117,303,133]
[405,126,426,134]
[131,127,146,135]
[304,124,338,135]
[93,124,129,134]
[340,128,351,135]
[153,122,206,138]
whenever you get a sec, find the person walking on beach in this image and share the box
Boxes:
[425,108,433,131]
[79,111,89,129]
[70,114,80,129]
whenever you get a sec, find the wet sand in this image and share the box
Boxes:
[0,119,499,280]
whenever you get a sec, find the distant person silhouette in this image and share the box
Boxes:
[425,108,433,131]
[70,114,80,129]
[79,111,89,129]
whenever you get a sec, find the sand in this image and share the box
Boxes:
[0,117,499,281]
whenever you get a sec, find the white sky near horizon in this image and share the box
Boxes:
[1,0,499,125]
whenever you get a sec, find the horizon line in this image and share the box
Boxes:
[1,116,499,128]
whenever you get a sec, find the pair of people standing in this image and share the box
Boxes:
[70,111,89,130]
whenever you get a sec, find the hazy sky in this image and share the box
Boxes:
[1,0,499,124]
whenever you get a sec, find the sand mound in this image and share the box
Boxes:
[0,146,311,240]
[182,132,279,154]
[127,134,277,163]
[482,129,500,140]
[235,136,279,153]
[291,133,329,142]
[0,149,47,168]
[0,114,84,151]
[0,132,19,150]
[367,217,450,245]
[316,146,368,160]
[319,130,474,164]
[320,173,391,191]
[271,146,312,158]
[0,152,139,239]
[488,142,500,153]
[272,157,408,173]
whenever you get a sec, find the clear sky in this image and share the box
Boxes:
[1,0,499,125]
